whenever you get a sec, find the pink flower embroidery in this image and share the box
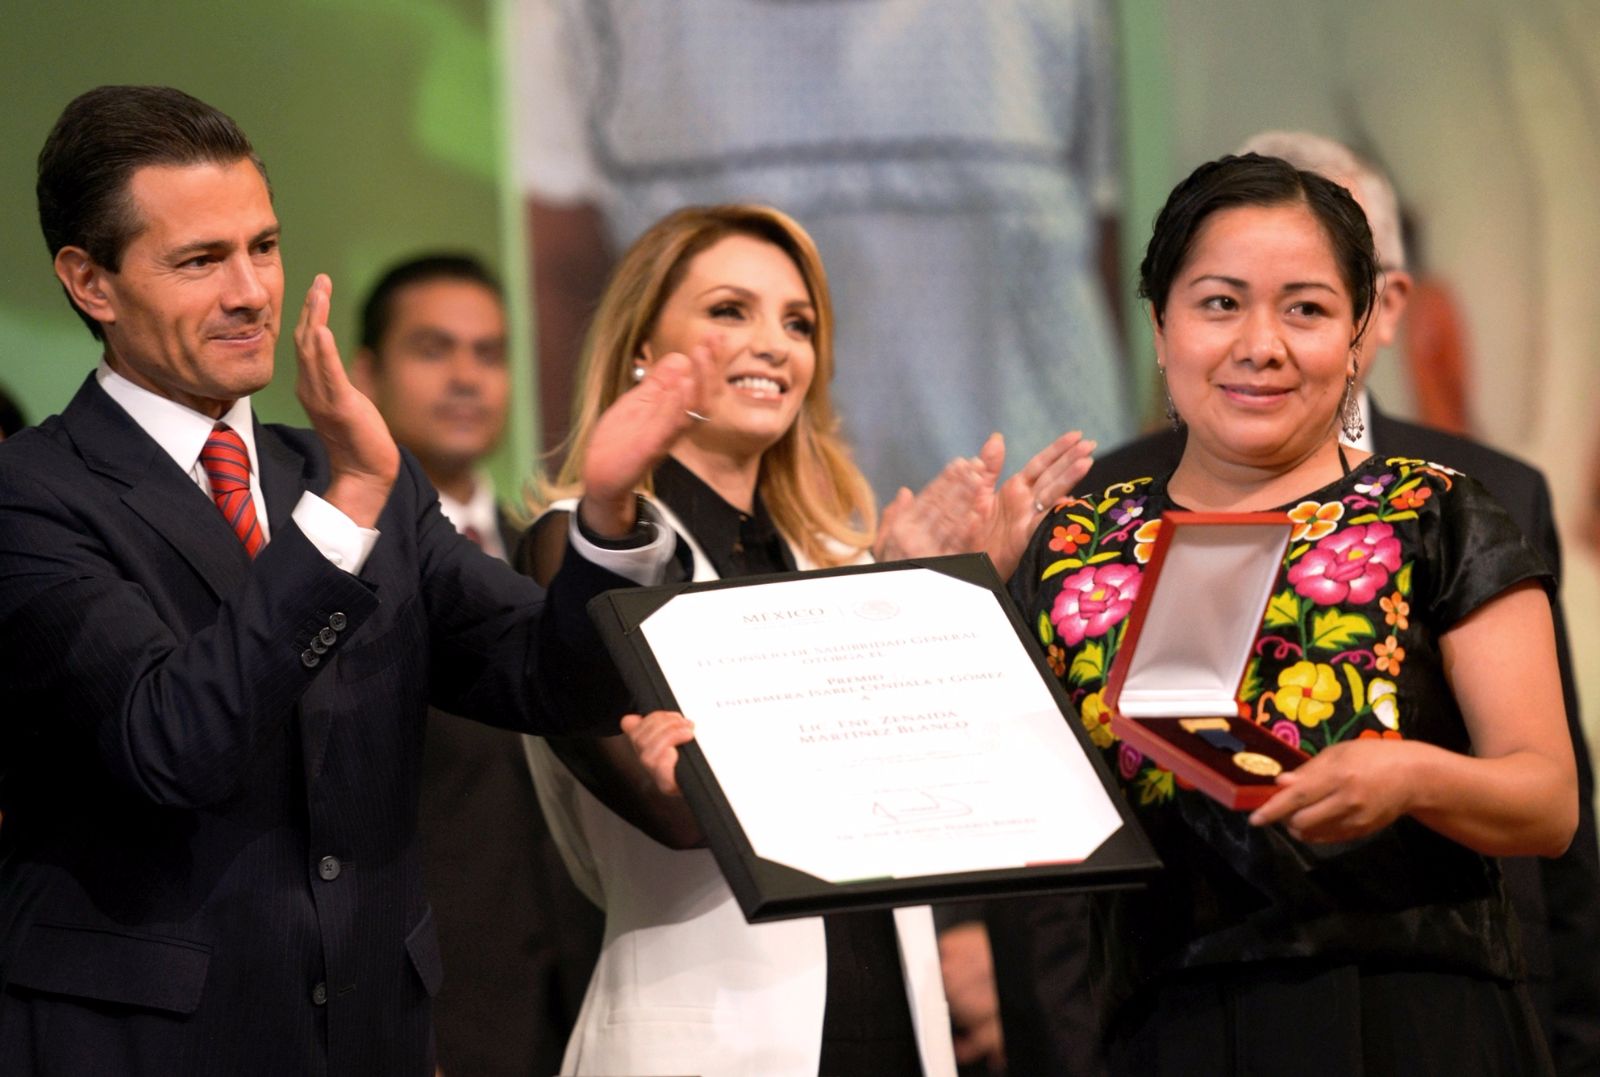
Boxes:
[1051,564,1142,646]
[1118,743,1143,779]
[1270,720,1302,749]
[1287,522,1402,606]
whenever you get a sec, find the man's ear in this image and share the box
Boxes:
[351,348,379,397]
[54,247,117,329]
[1368,269,1413,350]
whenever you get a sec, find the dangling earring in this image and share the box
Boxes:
[630,363,646,384]
[1160,365,1181,431]
[1339,358,1364,442]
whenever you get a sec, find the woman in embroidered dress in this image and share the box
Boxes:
[998,154,1575,1074]
[519,203,1092,1076]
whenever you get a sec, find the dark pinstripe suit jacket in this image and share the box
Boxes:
[989,404,1600,1075]
[0,375,630,1075]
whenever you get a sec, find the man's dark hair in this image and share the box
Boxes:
[359,253,504,356]
[37,85,268,340]
[1138,153,1380,345]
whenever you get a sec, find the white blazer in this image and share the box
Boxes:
[526,498,956,1077]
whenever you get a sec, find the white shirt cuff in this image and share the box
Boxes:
[566,500,676,585]
[291,492,381,575]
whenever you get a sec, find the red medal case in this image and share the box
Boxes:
[1104,511,1309,810]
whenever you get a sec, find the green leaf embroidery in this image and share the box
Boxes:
[1068,640,1104,686]
[1347,512,1380,524]
[1341,662,1366,712]
[1383,510,1419,522]
[1136,767,1176,805]
[1037,611,1054,646]
[1041,558,1081,580]
[1309,609,1376,652]
[1264,589,1300,628]
[1240,657,1262,703]
[1395,562,1413,597]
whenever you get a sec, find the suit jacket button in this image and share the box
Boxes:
[311,982,328,1006]
[300,649,320,669]
[318,855,341,881]
[328,612,348,631]
[319,626,338,646]
[310,637,329,655]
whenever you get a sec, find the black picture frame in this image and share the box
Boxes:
[588,553,1160,922]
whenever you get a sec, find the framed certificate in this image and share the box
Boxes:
[588,554,1160,922]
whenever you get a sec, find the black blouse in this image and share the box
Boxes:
[1010,454,1552,1023]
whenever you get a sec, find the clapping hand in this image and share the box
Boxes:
[294,274,400,528]
[578,348,713,539]
[876,431,1095,580]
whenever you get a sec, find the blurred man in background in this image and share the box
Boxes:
[354,254,602,1077]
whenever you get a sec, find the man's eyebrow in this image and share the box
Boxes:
[166,224,280,261]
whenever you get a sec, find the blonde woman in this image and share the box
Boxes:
[521,204,1090,1076]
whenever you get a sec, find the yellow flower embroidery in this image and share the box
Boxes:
[1287,500,1344,542]
[1273,661,1342,727]
[1080,690,1116,748]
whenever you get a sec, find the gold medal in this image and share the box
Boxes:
[1232,751,1282,777]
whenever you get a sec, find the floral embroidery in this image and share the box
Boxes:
[1051,564,1142,646]
[1354,473,1393,498]
[1031,457,1454,807]
[1288,500,1344,542]
[1269,720,1302,749]
[1111,496,1148,526]
[1368,678,1399,729]
[1288,523,1401,606]
[1080,691,1115,748]
[1118,743,1143,779]
[1374,635,1406,676]
[1388,485,1432,511]
[1049,522,1091,553]
[1273,661,1342,726]
[1133,519,1162,563]
[1379,592,1409,630]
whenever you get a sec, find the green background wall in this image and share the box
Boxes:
[0,1,1175,494]
[0,0,535,494]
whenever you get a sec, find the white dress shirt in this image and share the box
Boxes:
[97,361,675,583]
[437,472,508,561]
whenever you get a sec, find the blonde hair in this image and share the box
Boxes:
[532,204,876,567]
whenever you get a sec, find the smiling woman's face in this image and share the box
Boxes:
[1155,201,1358,472]
[642,233,817,465]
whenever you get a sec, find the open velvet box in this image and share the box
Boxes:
[1105,511,1307,810]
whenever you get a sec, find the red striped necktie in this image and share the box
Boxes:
[200,423,265,557]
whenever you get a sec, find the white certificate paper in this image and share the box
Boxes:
[638,567,1124,883]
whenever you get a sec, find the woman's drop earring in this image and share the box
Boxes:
[1340,358,1364,442]
[1160,366,1181,431]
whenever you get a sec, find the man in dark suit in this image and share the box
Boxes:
[352,253,602,1076]
[0,86,703,1074]
[989,132,1600,1075]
